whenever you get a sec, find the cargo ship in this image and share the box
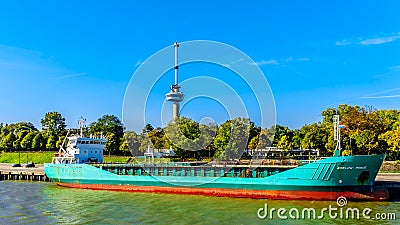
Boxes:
[44,117,389,201]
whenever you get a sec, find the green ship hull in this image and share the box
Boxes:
[44,154,389,200]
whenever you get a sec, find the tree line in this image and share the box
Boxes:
[0,112,127,155]
[124,104,400,160]
[1,104,399,160]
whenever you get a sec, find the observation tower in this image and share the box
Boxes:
[165,42,184,119]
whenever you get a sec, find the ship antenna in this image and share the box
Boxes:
[78,116,86,137]
[333,115,345,156]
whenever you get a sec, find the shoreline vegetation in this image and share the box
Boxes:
[1,104,400,161]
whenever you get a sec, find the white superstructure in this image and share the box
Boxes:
[52,118,106,164]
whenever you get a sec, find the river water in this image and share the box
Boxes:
[0,181,398,224]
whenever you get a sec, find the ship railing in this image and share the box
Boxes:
[51,156,77,164]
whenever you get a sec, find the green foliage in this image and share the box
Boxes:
[270,125,291,146]
[1,104,400,160]
[256,128,273,149]
[247,136,259,150]
[142,124,154,134]
[165,117,216,159]
[105,133,119,155]
[300,123,328,151]
[277,135,292,150]
[1,132,16,151]
[90,115,124,154]
[379,125,400,153]
[20,132,36,150]
[119,138,130,156]
[90,115,124,137]
[213,118,249,160]
[41,111,66,136]
[352,130,380,154]
[13,130,29,150]
[56,136,66,149]
[32,133,45,151]
[46,135,57,150]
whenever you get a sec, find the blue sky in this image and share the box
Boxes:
[0,1,399,132]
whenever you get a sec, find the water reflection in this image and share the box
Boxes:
[1,181,398,224]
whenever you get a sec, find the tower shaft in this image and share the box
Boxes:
[173,102,179,119]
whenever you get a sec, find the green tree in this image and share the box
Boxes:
[148,128,169,149]
[15,122,37,132]
[270,125,290,147]
[291,130,302,149]
[123,131,142,155]
[105,133,120,155]
[32,132,45,151]
[90,115,124,155]
[300,123,328,153]
[2,132,16,151]
[351,130,380,155]
[142,124,154,134]
[213,118,249,160]
[20,132,36,150]
[139,134,154,152]
[41,112,66,136]
[379,123,400,159]
[247,122,261,148]
[247,136,259,150]
[277,135,292,150]
[164,117,202,159]
[46,135,57,150]
[119,138,131,156]
[13,130,29,150]
[164,117,218,159]
[256,128,273,149]
[56,136,66,149]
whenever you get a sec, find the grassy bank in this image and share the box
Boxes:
[0,152,133,164]
[0,152,55,164]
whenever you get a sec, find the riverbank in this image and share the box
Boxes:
[0,152,132,164]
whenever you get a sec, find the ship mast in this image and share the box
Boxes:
[78,116,86,137]
[333,115,345,156]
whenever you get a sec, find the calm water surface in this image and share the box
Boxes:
[0,181,398,224]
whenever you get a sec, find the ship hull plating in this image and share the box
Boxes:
[44,154,389,201]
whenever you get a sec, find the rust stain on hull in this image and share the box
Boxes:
[56,183,389,201]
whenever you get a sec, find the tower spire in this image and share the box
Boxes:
[166,42,184,119]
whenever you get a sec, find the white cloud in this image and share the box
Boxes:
[249,57,310,66]
[360,35,400,45]
[336,40,352,46]
[285,57,310,62]
[336,33,400,46]
[252,60,279,66]
[389,65,400,70]
[52,72,87,80]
